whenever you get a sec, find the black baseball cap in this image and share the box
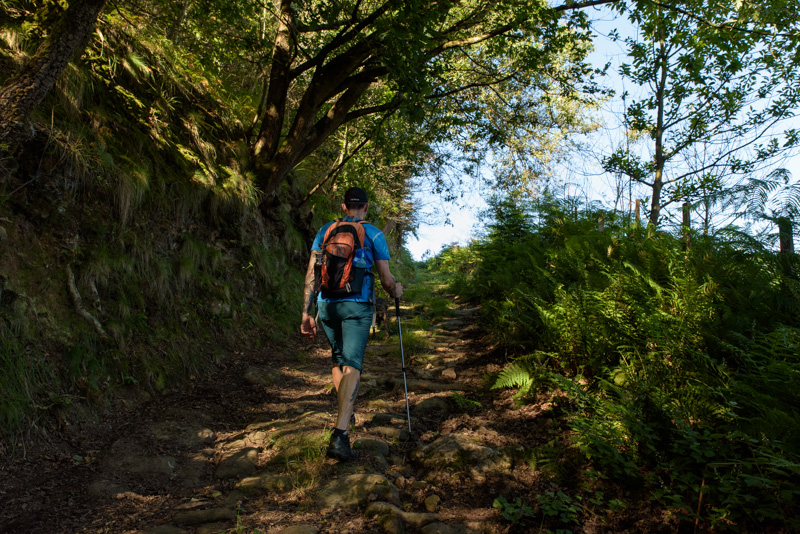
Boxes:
[344,187,368,204]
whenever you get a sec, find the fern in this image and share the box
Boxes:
[492,361,534,400]
[122,52,152,80]
[737,170,800,223]
[436,191,800,529]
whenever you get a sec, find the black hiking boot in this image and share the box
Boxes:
[326,429,355,462]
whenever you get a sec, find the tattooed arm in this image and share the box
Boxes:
[300,251,320,338]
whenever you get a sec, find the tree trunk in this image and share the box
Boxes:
[778,217,794,255]
[650,18,668,227]
[253,0,294,162]
[0,0,108,147]
[167,0,192,44]
[682,202,691,249]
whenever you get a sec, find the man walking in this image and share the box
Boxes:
[300,187,404,461]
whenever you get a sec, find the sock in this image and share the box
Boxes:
[333,428,348,437]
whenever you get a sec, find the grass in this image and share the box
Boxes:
[390,329,430,360]
[380,268,470,360]
[0,329,35,432]
[425,296,456,321]
[265,423,333,501]
[409,315,432,332]
[450,392,482,411]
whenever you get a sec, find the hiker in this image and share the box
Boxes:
[300,187,404,461]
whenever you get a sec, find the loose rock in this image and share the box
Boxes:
[353,438,391,456]
[172,507,235,526]
[317,474,400,509]
[424,494,441,512]
[370,413,406,425]
[365,501,438,529]
[412,397,450,416]
[410,434,511,477]
[379,514,405,534]
[214,448,259,479]
[373,426,410,441]
[237,473,293,491]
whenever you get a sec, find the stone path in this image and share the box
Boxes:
[128,303,502,533]
[3,296,547,533]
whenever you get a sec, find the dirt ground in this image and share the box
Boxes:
[0,298,672,534]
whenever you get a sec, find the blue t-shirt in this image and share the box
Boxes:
[312,216,390,303]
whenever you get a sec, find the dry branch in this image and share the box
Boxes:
[66,264,107,338]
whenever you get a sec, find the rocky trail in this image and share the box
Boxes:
[0,294,576,534]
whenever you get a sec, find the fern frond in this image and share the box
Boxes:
[122,52,152,79]
[492,362,533,395]
[622,261,664,296]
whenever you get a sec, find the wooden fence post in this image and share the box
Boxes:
[777,217,796,281]
[682,202,692,249]
[778,217,794,255]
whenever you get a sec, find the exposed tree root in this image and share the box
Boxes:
[66,263,107,338]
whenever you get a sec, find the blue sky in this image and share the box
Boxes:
[405,186,488,260]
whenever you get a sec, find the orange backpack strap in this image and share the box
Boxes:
[323,219,366,247]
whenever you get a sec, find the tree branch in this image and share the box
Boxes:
[344,99,401,123]
[296,81,374,163]
[553,0,621,13]
[646,0,798,37]
[437,23,515,52]
[298,109,397,208]
[669,114,795,184]
[427,74,516,100]
[289,1,391,79]
[328,65,389,102]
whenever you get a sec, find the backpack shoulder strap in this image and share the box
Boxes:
[356,220,372,246]
[348,219,367,248]
[322,219,343,241]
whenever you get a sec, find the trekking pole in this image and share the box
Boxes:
[395,298,412,434]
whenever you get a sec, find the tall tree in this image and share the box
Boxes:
[602,0,800,227]
[245,0,609,200]
[0,0,109,146]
